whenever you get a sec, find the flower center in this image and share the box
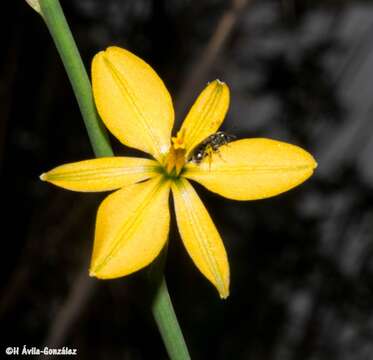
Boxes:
[163,130,187,177]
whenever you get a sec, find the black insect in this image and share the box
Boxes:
[189,131,236,164]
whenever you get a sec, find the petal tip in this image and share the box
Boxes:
[305,152,318,172]
[89,265,103,278]
[89,269,97,278]
[104,46,128,59]
[39,173,47,181]
[219,289,229,300]
[93,50,105,61]
[212,79,228,91]
[105,45,119,53]
[89,260,106,278]
[217,277,230,299]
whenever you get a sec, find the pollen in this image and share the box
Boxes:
[171,129,186,150]
[164,132,187,176]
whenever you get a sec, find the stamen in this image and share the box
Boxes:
[164,131,187,176]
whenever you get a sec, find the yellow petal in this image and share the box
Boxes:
[40,157,159,192]
[172,178,229,299]
[179,80,230,155]
[92,46,174,161]
[90,176,170,278]
[184,138,317,200]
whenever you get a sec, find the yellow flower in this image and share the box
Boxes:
[40,46,317,299]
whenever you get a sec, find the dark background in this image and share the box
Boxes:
[1,0,373,359]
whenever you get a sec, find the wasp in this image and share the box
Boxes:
[189,131,236,164]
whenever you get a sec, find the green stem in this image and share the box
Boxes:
[149,248,191,360]
[39,0,112,157]
[35,1,190,358]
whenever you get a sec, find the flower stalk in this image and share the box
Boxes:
[34,0,190,358]
[39,0,112,157]
[149,248,191,360]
